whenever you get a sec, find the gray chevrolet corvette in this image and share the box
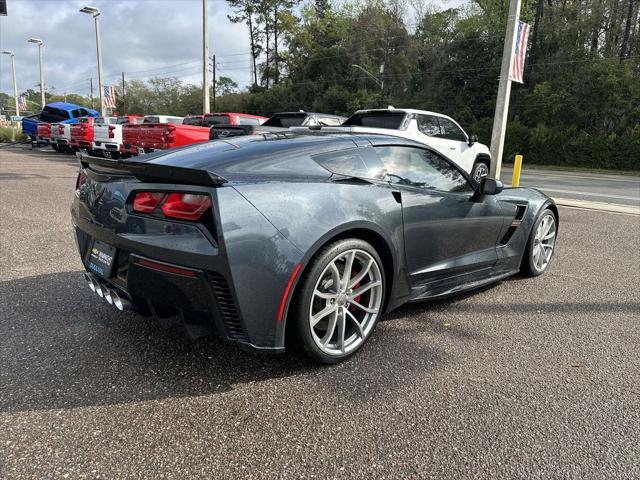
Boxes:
[72,133,558,363]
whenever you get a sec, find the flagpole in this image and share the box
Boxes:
[489,0,521,180]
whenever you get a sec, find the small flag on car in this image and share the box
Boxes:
[103,85,117,109]
[18,95,27,111]
[509,20,530,84]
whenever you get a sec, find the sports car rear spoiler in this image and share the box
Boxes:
[76,152,227,187]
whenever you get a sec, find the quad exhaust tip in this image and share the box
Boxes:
[84,272,131,312]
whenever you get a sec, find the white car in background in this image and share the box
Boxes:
[92,115,143,159]
[303,108,492,181]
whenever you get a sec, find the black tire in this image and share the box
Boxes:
[521,208,558,277]
[471,160,489,183]
[51,144,61,152]
[294,238,385,364]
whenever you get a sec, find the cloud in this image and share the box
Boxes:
[0,0,252,100]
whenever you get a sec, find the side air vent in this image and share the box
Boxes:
[515,204,527,221]
[209,272,248,342]
[500,226,517,245]
[500,204,528,245]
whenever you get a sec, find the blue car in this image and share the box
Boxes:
[22,102,99,141]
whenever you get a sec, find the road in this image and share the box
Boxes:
[502,166,640,209]
[1,146,639,479]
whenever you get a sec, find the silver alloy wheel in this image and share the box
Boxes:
[473,163,489,182]
[533,213,557,272]
[309,249,383,356]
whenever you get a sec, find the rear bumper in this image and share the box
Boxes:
[93,141,121,151]
[69,139,92,149]
[71,216,281,354]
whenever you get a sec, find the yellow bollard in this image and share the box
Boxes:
[512,154,523,187]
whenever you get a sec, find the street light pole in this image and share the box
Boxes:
[351,64,385,106]
[2,50,19,115]
[80,6,105,116]
[202,0,210,114]
[489,0,522,180]
[27,38,45,108]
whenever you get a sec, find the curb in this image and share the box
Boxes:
[553,197,640,216]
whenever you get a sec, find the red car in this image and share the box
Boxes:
[69,117,96,150]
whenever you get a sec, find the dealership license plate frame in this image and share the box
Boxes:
[87,239,117,279]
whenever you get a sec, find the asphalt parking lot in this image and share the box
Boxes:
[1,145,639,479]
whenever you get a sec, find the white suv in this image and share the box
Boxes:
[308,108,492,181]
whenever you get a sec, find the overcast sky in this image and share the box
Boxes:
[1,0,464,99]
[0,0,255,97]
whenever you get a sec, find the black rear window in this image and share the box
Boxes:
[342,112,406,129]
[203,115,231,126]
[40,107,70,123]
[183,116,204,126]
[263,114,307,128]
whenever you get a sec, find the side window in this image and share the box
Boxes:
[312,146,387,180]
[375,146,473,193]
[239,117,261,125]
[319,117,342,126]
[437,118,467,142]
[71,109,83,118]
[417,115,442,137]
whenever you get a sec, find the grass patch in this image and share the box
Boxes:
[0,126,29,143]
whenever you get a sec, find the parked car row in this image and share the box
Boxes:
[27,104,493,180]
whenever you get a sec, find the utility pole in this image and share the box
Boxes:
[1,50,19,115]
[90,77,94,109]
[121,72,126,114]
[489,0,522,180]
[28,38,45,108]
[212,54,216,113]
[202,0,210,114]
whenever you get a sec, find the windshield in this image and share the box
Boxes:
[203,115,231,126]
[40,107,70,123]
[263,114,306,128]
[342,112,406,129]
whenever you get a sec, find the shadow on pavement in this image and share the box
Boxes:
[0,271,319,414]
[0,271,550,413]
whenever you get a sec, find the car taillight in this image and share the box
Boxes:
[58,125,64,134]
[76,170,86,190]
[132,192,165,213]
[164,124,176,141]
[108,125,115,138]
[132,191,211,221]
[161,193,211,221]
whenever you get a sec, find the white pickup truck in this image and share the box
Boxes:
[299,108,492,182]
[51,123,73,153]
[92,115,144,159]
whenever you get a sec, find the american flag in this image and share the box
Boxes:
[18,96,27,111]
[509,20,530,84]
[103,85,117,109]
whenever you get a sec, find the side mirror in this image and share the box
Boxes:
[478,177,503,195]
[468,134,478,146]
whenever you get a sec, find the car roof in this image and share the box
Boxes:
[350,108,453,120]
[145,131,430,182]
[271,112,345,118]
